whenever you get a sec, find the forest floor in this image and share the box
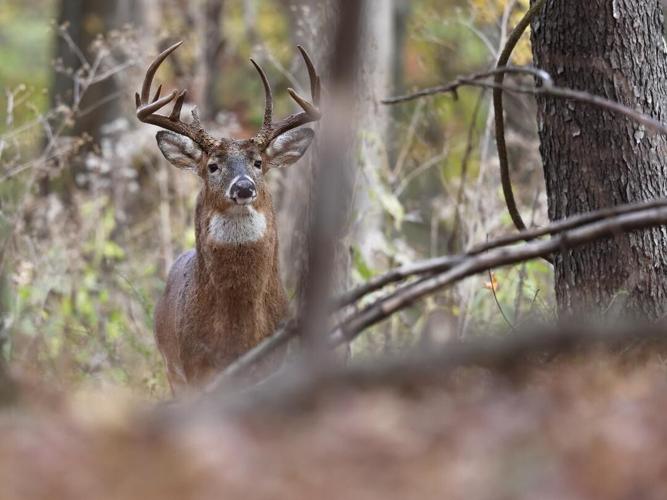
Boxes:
[2,346,667,500]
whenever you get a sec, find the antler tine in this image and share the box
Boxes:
[138,90,179,117]
[297,45,319,105]
[169,90,187,121]
[250,58,274,129]
[151,84,162,103]
[252,46,322,149]
[140,41,182,103]
[136,41,213,148]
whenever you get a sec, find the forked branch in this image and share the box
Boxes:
[332,204,667,344]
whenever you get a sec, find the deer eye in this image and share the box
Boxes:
[208,163,219,173]
[254,159,262,169]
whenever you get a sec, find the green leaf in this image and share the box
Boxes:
[377,188,405,230]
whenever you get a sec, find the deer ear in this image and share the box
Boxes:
[156,131,204,171]
[265,128,314,168]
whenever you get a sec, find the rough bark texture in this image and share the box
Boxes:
[530,0,667,318]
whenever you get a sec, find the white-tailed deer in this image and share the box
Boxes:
[136,42,321,393]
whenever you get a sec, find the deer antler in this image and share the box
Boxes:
[250,46,322,149]
[135,41,215,149]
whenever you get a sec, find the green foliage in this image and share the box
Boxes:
[0,1,53,134]
[8,195,168,396]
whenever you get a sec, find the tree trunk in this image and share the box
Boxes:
[276,0,396,293]
[274,0,335,294]
[197,0,225,121]
[49,0,141,198]
[355,0,396,261]
[51,0,139,142]
[530,0,667,319]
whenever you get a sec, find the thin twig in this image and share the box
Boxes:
[447,89,485,251]
[494,0,546,234]
[392,99,425,179]
[58,23,90,69]
[487,268,514,330]
[394,146,448,197]
[383,67,667,137]
[513,191,541,322]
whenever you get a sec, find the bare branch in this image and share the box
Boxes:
[209,322,295,388]
[494,0,546,234]
[383,67,667,137]
[336,198,667,308]
[382,66,552,104]
[332,204,667,343]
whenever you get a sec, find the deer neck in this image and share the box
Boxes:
[193,191,279,298]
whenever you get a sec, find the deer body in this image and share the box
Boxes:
[137,42,321,392]
[154,187,287,390]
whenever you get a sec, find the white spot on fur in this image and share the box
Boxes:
[226,175,243,198]
[208,208,267,245]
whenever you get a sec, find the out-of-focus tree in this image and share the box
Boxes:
[51,0,140,143]
[355,0,402,262]
[49,0,141,197]
[274,0,404,301]
[196,0,226,121]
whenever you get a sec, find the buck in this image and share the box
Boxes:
[136,41,321,393]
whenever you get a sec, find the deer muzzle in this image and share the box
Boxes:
[229,176,257,205]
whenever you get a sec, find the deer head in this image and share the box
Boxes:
[136,41,321,218]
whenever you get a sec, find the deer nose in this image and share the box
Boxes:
[230,177,257,204]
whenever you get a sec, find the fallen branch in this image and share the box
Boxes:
[208,323,667,413]
[331,204,667,344]
[336,198,667,309]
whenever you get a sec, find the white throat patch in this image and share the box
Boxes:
[208,208,267,245]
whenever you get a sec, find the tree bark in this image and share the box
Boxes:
[530,0,667,319]
[197,0,225,121]
[274,0,327,293]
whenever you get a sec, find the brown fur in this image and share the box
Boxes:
[154,141,294,394]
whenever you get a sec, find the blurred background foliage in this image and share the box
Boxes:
[0,0,553,397]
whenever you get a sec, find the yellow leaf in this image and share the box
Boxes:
[484,273,499,292]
